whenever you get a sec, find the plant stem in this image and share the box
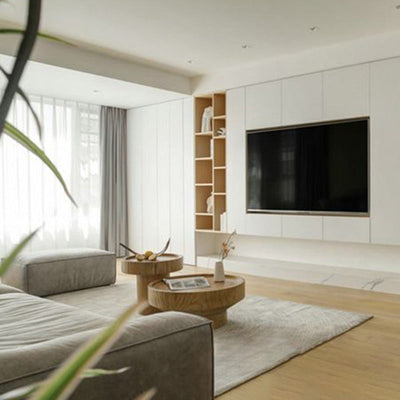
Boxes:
[0,0,41,136]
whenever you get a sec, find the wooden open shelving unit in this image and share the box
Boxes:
[194,92,226,232]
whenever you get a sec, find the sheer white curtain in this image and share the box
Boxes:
[0,95,101,256]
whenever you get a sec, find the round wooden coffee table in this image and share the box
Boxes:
[121,253,183,313]
[148,274,245,328]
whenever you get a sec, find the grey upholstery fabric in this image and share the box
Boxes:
[0,284,22,294]
[2,248,116,296]
[0,293,109,351]
[0,287,214,400]
[100,106,128,257]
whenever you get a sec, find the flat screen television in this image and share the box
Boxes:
[247,118,369,215]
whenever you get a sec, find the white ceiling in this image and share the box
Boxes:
[0,54,187,108]
[1,0,400,76]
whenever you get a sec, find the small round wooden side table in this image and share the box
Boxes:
[121,253,183,314]
[148,274,245,328]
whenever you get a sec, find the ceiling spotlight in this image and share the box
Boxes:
[241,44,250,49]
[309,26,319,32]
[93,90,100,94]
[186,59,193,64]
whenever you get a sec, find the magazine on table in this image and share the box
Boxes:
[163,276,210,291]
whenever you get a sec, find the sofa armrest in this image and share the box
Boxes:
[0,283,23,294]
[0,312,214,400]
[90,312,214,400]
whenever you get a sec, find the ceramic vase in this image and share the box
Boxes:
[214,260,225,282]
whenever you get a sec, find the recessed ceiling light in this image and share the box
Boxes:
[309,26,319,32]
[241,44,250,49]
[186,59,194,64]
[93,90,100,94]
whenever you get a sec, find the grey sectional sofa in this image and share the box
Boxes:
[0,283,214,399]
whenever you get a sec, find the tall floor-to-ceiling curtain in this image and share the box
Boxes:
[0,95,101,256]
[99,106,128,257]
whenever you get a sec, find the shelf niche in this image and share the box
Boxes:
[195,96,212,133]
[196,159,212,184]
[196,215,213,230]
[214,168,226,193]
[214,139,226,168]
[194,92,227,232]
[195,135,212,158]
[196,186,212,213]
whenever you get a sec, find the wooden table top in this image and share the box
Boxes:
[121,253,183,276]
[148,274,245,313]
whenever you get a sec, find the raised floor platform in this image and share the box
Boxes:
[197,254,400,295]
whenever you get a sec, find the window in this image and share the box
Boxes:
[0,95,101,255]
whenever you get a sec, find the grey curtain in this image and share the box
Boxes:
[100,106,128,257]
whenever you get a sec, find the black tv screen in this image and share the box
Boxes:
[247,119,369,214]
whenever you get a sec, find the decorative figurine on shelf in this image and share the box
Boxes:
[214,230,236,282]
[201,106,213,132]
[216,127,226,136]
[206,195,213,213]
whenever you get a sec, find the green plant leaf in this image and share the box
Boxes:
[3,122,77,207]
[0,66,42,139]
[0,368,131,400]
[0,228,39,277]
[0,384,37,400]
[0,29,74,46]
[134,389,157,400]
[0,1,41,137]
[29,303,146,400]
[81,367,130,378]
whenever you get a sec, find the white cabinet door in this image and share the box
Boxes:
[282,73,323,125]
[282,215,323,240]
[183,98,196,265]
[156,102,171,249]
[323,65,369,120]
[370,58,400,245]
[127,100,195,259]
[245,214,282,237]
[141,106,158,251]
[169,100,185,255]
[226,88,246,233]
[323,217,370,243]
[246,81,281,130]
[127,108,143,250]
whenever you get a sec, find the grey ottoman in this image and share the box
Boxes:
[2,248,116,296]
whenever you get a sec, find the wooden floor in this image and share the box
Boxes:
[162,265,400,400]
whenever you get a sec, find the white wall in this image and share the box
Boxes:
[127,99,195,264]
[125,57,400,273]
[225,58,400,272]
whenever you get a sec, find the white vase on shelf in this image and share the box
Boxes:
[214,260,225,282]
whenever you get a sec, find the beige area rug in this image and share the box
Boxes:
[49,281,372,396]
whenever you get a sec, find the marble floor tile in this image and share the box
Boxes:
[368,278,400,295]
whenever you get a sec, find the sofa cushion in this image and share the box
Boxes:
[0,291,213,394]
[0,293,109,351]
[2,248,116,296]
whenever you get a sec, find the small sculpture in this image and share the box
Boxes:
[206,195,213,213]
[201,106,213,132]
[120,238,171,262]
[216,127,226,136]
